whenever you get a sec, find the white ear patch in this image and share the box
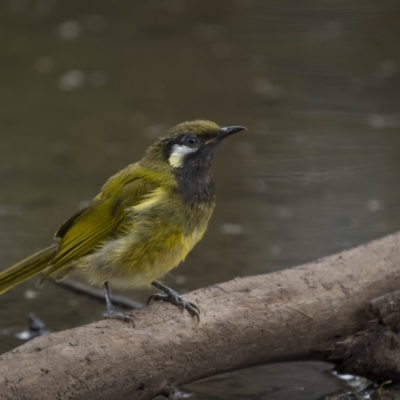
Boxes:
[169,144,198,168]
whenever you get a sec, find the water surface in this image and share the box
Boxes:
[1,0,400,398]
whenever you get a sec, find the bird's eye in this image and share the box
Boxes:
[184,135,199,148]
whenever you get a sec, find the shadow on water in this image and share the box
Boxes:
[1,0,400,398]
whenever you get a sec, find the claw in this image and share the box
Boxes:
[147,292,200,323]
[103,310,135,325]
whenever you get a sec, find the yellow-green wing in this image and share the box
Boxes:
[41,166,159,281]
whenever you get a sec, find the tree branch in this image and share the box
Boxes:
[1,231,400,400]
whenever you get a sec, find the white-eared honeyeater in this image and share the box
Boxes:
[0,120,246,322]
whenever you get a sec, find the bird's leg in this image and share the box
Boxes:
[147,281,200,323]
[102,282,134,324]
[103,282,115,314]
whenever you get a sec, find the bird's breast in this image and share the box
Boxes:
[83,187,215,288]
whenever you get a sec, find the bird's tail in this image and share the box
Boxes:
[0,244,57,295]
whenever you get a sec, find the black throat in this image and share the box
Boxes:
[173,159,215,206]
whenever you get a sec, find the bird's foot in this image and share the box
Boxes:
[103,309,135,325]
[147,291,200,323]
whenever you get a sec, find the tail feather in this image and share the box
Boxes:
[0,245,57,295]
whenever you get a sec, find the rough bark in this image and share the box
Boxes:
[2,231,400,400]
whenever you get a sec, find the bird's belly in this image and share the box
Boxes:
[80,223,206,289]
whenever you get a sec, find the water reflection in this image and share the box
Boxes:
[1,0,400,399]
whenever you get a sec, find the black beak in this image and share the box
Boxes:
[218,126,247,140]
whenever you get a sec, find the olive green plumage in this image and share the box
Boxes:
[0,120,246,320]
[0,245,56,294]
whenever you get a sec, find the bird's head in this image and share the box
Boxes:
[144,120,246,171]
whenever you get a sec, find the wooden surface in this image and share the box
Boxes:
[1,232,400,399]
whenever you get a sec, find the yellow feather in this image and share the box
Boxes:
[0,120,230,297]
[0,245,56,294]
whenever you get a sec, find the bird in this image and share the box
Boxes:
[0,120,246,323]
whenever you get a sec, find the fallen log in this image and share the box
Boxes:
[1,231,400,400]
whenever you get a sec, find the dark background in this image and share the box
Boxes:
[1,1,400,399]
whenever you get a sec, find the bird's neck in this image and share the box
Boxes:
[173,165,215,206]
[140,154,216,206]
